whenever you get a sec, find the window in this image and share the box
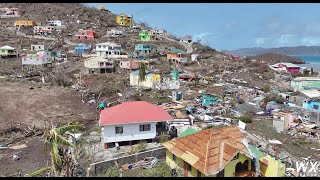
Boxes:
[115,126,123,134]
[197,170,201,177]
[139,124,151,131]
[313,105,319,110]
[232,153,239,160]
[99,62,104,66]
[172,154,176,161]
[188,164,191,172]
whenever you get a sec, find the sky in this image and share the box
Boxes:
[88,3,320,51]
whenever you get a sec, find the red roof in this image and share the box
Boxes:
[99,101,174,126]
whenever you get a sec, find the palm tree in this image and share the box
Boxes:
[138,61,147,84]
[43,122,85,176]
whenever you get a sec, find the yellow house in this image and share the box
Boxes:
[248,144,286,177]
[162,126,255,177]
[14,20,37,27]
[259,156,286,177]
[116,14,133,27]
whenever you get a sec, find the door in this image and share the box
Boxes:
[183,162,189,177]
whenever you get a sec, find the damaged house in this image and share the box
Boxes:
[106,28,125,38]
[74,43,91,56]
[119,59,149,70]
[31,45,45,51]
[167,48,188,63]
[116,14,133,27]
[34,26,55,36]
[47,20,65,27]
[99,101,173,148]
[291,77,320,91]
[180,36,193,45]
[269,63,301,74]
[130,70,161,89]
[95,42,128,59]
[0,8,21,18]
[74,29,97,40]
[139,30,160,41]
[0,45,17,58]
[162,126,255,177]
[21,51,53,71]
[135,44,152,57]
[14,20,37,27]
[84,56,115,74]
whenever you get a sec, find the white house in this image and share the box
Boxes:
[31,45,45,51]
[47,20,65,27]
[99,101,174,148]
[180,37,193,45]
[106,28,125,37]
[95,42,128,59]
[84,56,115,74]
[22,51,53,71]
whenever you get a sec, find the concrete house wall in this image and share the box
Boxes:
[101,122,157,143]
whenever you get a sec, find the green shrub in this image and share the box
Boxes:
[261,84,270,93]
[239,113,253,123]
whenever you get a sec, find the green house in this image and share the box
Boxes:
[0,45,17,58]
[290,77,320,90]
[202,94,220,106]
[139,31,150,41]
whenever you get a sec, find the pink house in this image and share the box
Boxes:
[271,63,300,74]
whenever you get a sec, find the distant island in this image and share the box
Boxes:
[228,46,320,56]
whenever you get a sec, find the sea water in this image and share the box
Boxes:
[292,55,320,70]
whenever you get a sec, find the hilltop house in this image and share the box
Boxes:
[116,14,133,27]
[167,49,188,63]
[135,44,152,57]
[180,37,193,45]
[21,51,53,71]
[0,8,21,18]
[272,111,298,133]
[31,45,45,51]
[119,59,149,70]
[291,77,320,91]
[270,63,300,74]
[34,26,55,36]
[84,56,115,74]
[139,30,160,41]
[74,43,91,56]
[95,42,128,59]
[47,20,65,27]
[162,126,255,177]
[0,45,17,58]
[130,70,161,89]
[106,28,125,37]
[74,29,97,40]
[14,20,37,27]
[99,101,174,148]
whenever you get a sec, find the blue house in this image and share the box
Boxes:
[303,99,320,111]
[135,44,152,56]
[74,43,91,56]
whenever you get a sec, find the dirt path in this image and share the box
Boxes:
[0,81,97,133]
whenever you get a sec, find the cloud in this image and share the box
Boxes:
[193,32,213,43]
[254,37,268,46]
[300,36,320,46]
[274,34,298,46]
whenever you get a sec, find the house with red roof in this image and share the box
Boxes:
[99,101,174,148]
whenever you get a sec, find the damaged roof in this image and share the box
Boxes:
[162,126,252,176]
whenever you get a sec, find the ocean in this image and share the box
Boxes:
[292,55,320,70]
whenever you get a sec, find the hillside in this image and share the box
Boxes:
[229,46,320,56]
[247,53,305,64]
